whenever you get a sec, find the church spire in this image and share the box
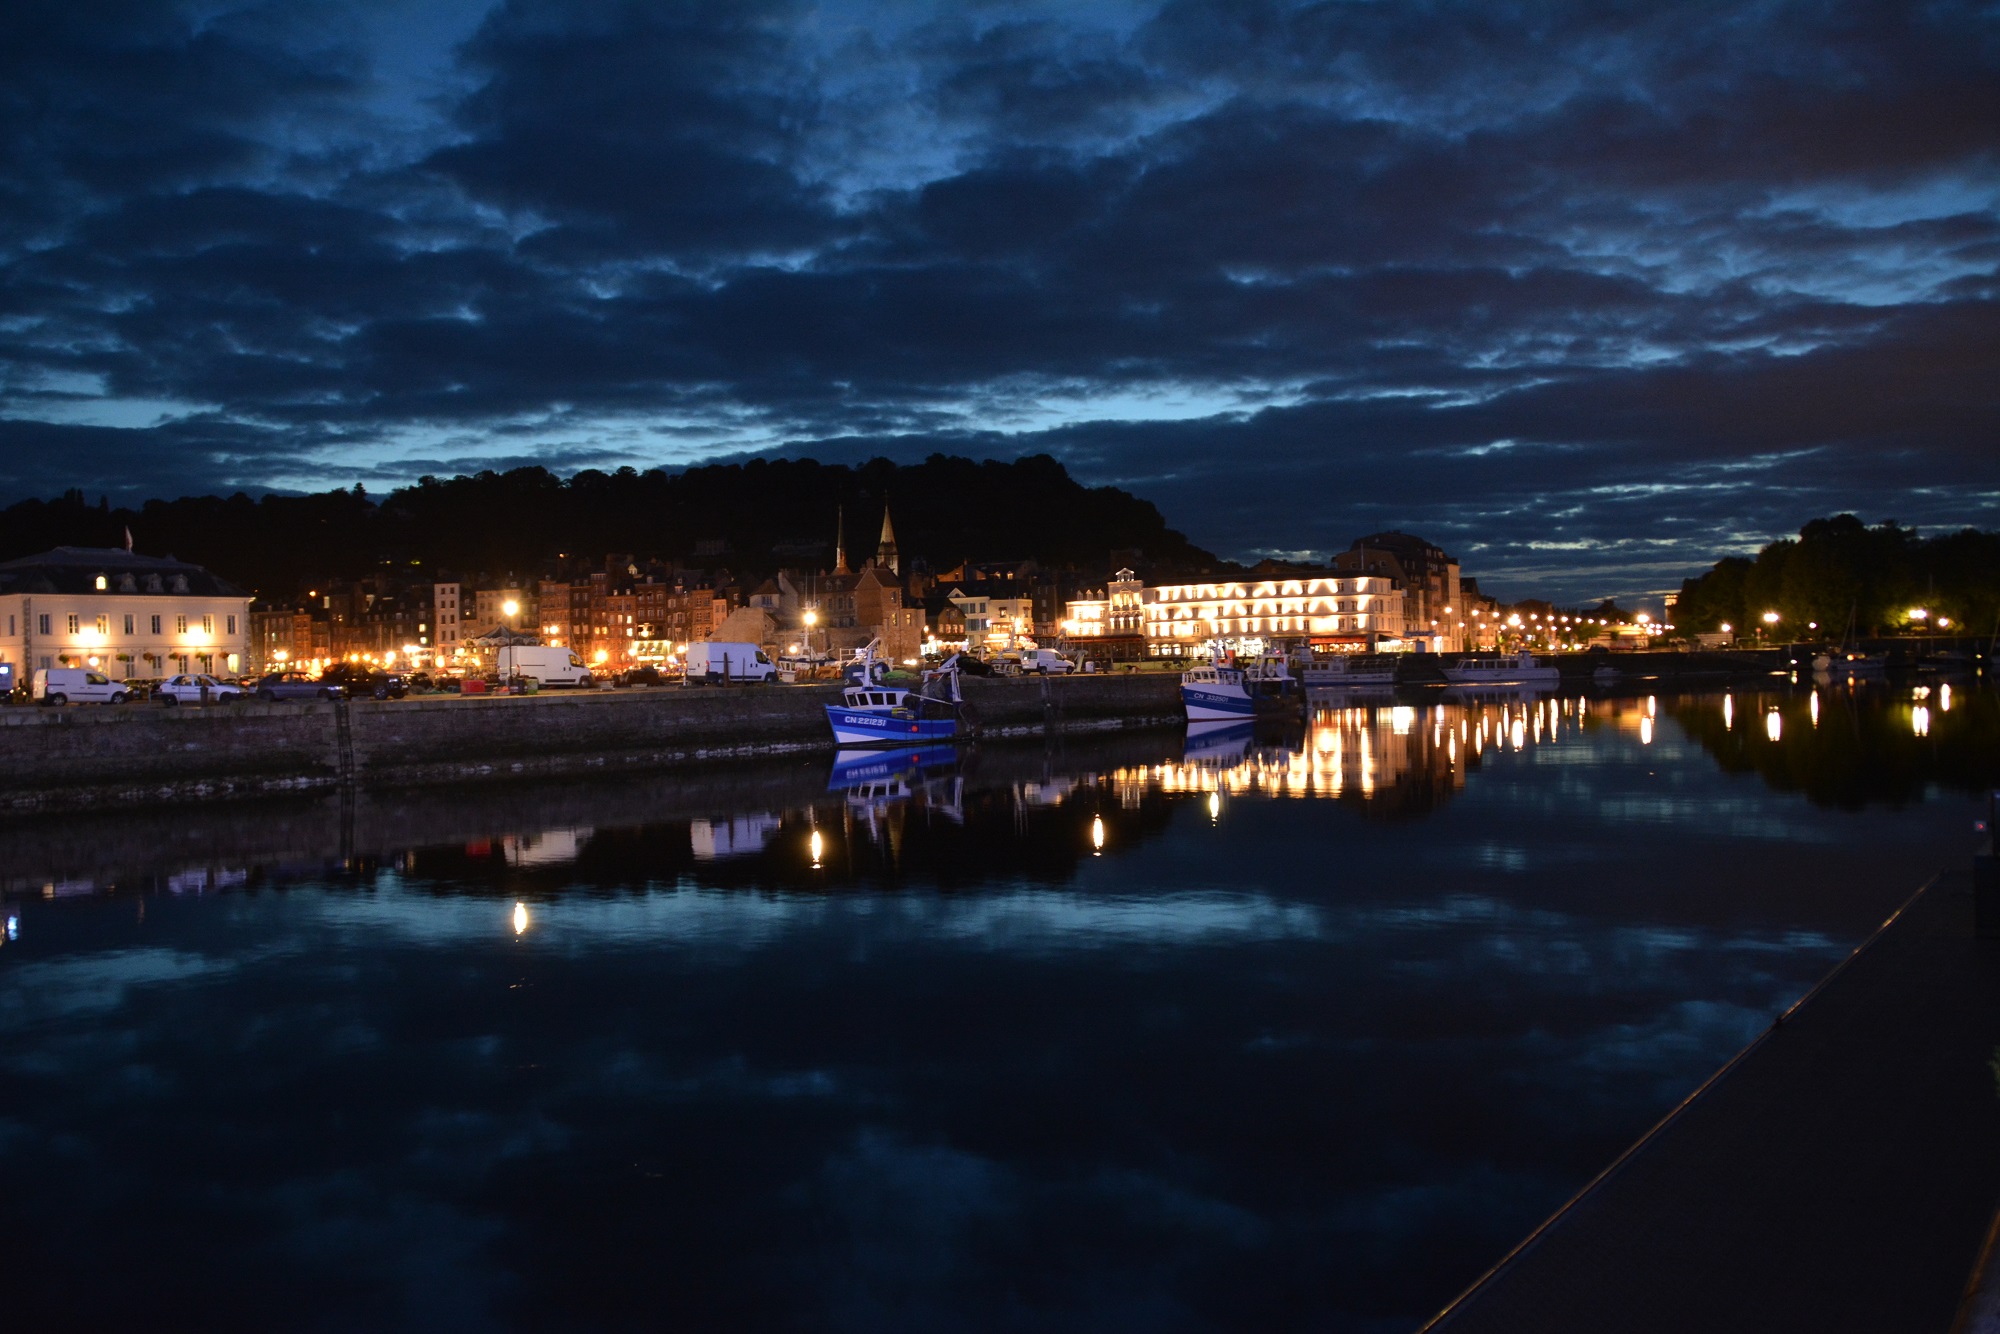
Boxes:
[875,503,899,577]
[834,505,849,575]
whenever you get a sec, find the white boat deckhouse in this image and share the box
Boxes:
[1144,573,1408,657]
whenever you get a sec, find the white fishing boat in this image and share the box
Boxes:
[1443,651,1561,688]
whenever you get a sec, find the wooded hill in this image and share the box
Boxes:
[1674,515,2000,638]
[0,454,1227,598]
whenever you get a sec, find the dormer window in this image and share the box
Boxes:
[171,575,189,593]
[94,574,107,590]
[146,575,163,593]
[118,574,137,592]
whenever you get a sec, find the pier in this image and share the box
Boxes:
[1423,864,2000,1333]
[0,674,1186,812]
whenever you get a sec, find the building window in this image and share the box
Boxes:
[151,615,162,635]
[67,614,79,635]
[38,614,51,635]
[95,615,108,636]
[94,575,107,591]
[202,614,214,635]
[175,615,187,634]
[225,614,236,635]
[123,614,135,635]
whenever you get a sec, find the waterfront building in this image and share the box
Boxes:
[1334,532,1464,651]
[1143,571,1406,656]
[0,547,251,681]
[434,578,465,660]
[942,581,1036,653]
[1064,568,1149,661]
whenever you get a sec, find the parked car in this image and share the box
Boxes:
[616,665,665,687]
[155,673,246,705]
[32,667,132,705]
[252,672,343,701]
[319,663,408,700]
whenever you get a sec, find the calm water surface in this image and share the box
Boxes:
[2,682,1994,1332]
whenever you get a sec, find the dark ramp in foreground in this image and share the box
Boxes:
[1426,868,2000,1334]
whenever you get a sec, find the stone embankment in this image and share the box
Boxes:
[0,674,1185,812]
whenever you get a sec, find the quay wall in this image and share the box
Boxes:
[0,674,1186,812]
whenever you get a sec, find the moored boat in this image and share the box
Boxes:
[1300,653,1398,687]
[1442,651,1561,688]
[1181,664,1255,720]
[824,655,970,747]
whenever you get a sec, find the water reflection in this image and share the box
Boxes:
[0,686,1993,1333]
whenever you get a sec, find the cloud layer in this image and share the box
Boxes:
[2,0,1996,598]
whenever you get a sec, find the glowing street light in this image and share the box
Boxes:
[1761,611,1780,625]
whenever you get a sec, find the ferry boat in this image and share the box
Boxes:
[1442,651,1562,688]
[1299,653,1397,687]
[824,655,968,747]
[1180,664,1256,720]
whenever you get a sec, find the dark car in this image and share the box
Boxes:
[616,665,665,687]
[253,672,343,701]
[319,663,408,700]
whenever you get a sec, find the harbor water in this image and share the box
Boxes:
[1,681,1994,1332]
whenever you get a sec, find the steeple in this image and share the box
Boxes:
[834,505,850,575]
[875,504,899,576]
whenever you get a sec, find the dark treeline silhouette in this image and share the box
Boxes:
[0,455,1225,596]
[1674,515,2000,638]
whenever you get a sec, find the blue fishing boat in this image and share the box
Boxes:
[824,655,970,747]
[1180,664,1255,720]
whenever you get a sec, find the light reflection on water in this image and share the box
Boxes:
[0,683,1995,1332]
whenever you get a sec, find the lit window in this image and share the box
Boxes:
[94,575,107,590]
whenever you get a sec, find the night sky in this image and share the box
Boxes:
[3,1,1996,601]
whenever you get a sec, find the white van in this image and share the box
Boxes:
[496,645,595,688]
[33,667,132,705]
[1016,649,1076,675]
[685,642,776,683]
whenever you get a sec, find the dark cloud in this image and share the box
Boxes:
[1,0,1995,599]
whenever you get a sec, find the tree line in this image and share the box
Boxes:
[1674,515,2000,639]
[0,454,1226,598]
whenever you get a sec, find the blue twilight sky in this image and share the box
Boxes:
[1,0,1996,601]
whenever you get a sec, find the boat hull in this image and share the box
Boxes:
[824,705,959,747]
[1181,685,1256,720]
[1442,668,1561,688]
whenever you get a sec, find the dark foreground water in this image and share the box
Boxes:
[2,681,1994,1333]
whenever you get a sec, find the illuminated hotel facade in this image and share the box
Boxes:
[0,547,252,681]
[1143,572,1407,655]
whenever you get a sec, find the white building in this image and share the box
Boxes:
[0,547,253,684]
[1144,572,1406,655]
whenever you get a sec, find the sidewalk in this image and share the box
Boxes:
[1425,867,2000,1334]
